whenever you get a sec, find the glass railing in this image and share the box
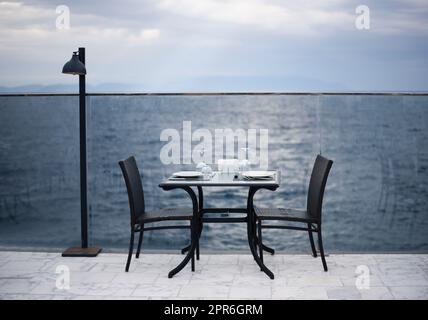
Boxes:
[1,93,427,252]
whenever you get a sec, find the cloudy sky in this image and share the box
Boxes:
[0,0,427,92]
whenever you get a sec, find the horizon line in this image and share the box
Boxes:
[1,91,428,97]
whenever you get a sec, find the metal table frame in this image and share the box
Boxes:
[159,171,280,279]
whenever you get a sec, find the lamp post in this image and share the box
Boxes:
[61,47,101,257]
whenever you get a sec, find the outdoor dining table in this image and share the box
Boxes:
[159,170,281,279]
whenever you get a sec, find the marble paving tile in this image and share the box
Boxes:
[238,255,260,265]
[1,251,428,300]
[179,284,230,298]
[328,264,372,277]
[134,254,173,264]
[169,254,209,266]
[0,252,10,259]
[51,295,77,300]
[149,296,202,300]
[0,252,35,261]
[277,267,330,279]
[206,255,239,265]
[156,273,192,285]
[277,259,334,275]
[112,271,159,285]
[285,273,343,287]
[379,271,428,287]
[70,272,118,284]
[0,259,9,267]
[132,283,181,297]
[0,270,53,283]
[42,260,98,273]
[329,264,385,287]
[30,280,90,296]
[201,263,242,273]
[190,269,236,284]
[71,295,106,300]
[0,293,54,300]
[326,286,362,299]
[339,273,384,287]
[167,255,188,267]
[104,296,147,300]
[84,282,137,297]
[418,264,428,276]
[374,254,423,264]
[229,285,271,299]
[239,263,267,275]
[358,287,394,300]
[389,286,428,300]
[0,260,53,272]
[333,254,378,267]
[88,262,133,273]
[285,270,343,287]
[376,261,424,275]
[232,273,275,287]
[419,255,428,264]
[132,261,176,274]
[272,286,328,300]
[74,255,122,264]
[0,278,40,294]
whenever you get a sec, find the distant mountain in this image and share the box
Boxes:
[0,83,145,94]
[0,76,349,94]
[0,84,77,93]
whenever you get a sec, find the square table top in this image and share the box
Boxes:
[159,170,281,188]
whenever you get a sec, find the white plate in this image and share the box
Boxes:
[172,171,203,178]
[241,171,274,179]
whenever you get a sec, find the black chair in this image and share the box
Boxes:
[119,156,193,272]
[255,154,333,271]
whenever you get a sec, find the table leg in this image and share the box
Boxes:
[181,186,204,259]
[246,186,275,279]
[181,244,191,254]
[261,243,275,255]
[253,235,275,255]
[196,186,203,260]
[162,186,200,278]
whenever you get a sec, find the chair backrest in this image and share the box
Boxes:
[118,156,145,226]
[306,154,333,222]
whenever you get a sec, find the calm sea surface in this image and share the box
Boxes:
[0,94,427,252]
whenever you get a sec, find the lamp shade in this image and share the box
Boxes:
[62,52,86,75]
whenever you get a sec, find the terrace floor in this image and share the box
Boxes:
[0,251,427,300]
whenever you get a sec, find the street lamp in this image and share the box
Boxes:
[61,47,101,257]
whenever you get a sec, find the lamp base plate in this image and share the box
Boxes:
[62,247,102,257]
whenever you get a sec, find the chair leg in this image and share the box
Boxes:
[317,228,328,271]
[308,223,317,258]
[191,250,195,271]
[196,217,201,260]
[125,230,135,272]
[196,240,200,261]
[136,226,144,259]
[257,219,263,263]
[191,221,195,272]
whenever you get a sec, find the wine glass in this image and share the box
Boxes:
[201,164,213,180]
[196,147,207,171]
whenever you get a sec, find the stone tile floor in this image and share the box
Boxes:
[0,251,427,300]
